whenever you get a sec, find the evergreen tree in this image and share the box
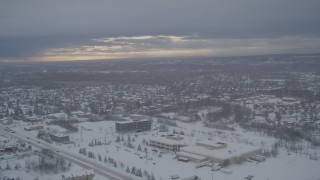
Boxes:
[173,129,177,134]
[6,162,11,170]
[14,163,21,170]
[126,166,130,173]
[136,168,142,177]
[108,157,114,164]
[151,174,156,180]
[116,136,120,142]
[131,166,136,174]
[143,170,149,177]
[137,144,142,151]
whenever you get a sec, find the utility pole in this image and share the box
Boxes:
[81,128,83,142]
[104,129,107,144]
[145,149,148,165]
[211,162,214,180]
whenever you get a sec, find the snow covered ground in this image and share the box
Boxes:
[0,149,89,180]
[3,119,320,180]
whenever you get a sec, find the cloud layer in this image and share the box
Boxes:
[1,0,320,61]
[34,35,320,61]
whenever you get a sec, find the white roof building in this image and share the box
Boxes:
[178,141,262,165]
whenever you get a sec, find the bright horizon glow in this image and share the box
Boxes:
[1,35,320,62]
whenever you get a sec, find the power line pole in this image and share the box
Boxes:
[81,128,83,142]
[145,149,148,165]
[104,129,106,144]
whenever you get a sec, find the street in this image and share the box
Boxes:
[0,127,138,180]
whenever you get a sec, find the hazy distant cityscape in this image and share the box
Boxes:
[1,54,320,179]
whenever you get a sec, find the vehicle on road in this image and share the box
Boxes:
[212,165,221,171]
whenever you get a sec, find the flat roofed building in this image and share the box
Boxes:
[179,141,262,165]
[176,151,207,163]
[130,114,146,121]
[166,134,184,141]
[149,135,187,152]
[196,141,227,150]
[115,119,152,133]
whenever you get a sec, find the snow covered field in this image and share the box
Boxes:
[2,118,320,180]
[0,148,88,180]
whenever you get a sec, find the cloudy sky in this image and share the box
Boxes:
[1,0,320,62]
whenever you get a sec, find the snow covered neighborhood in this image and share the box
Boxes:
[1,54,320,180]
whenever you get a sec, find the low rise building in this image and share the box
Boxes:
[24,125,44,131]
[177,141,262,166]
[176,151,207,163]
[149,134,187,152]
[196,141,227,150]
[115,119,151,133]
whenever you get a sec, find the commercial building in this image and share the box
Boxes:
[49,134,70,143]
[115,119,152,133]
[24,125,44,131]
[177,141,262,165]
[196,141,227,150]
[149,134,187,152]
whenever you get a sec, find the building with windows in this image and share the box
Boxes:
[115,119,152,133]
[149,134,187,152]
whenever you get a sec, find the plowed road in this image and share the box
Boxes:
[0,127,138,180]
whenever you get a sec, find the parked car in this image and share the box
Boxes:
[171,175,180,179]
[211,165,221,171]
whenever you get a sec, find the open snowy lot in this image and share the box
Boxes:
[8,119,319,180]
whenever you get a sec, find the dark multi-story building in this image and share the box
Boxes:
[115,119,152,133]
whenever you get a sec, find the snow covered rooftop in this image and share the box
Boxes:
[116,119,151,124]
[50,133,69,137]
[181,141,261,160]
[196,141,227,149]
[149,136,188,146]
[176,151,207,161]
